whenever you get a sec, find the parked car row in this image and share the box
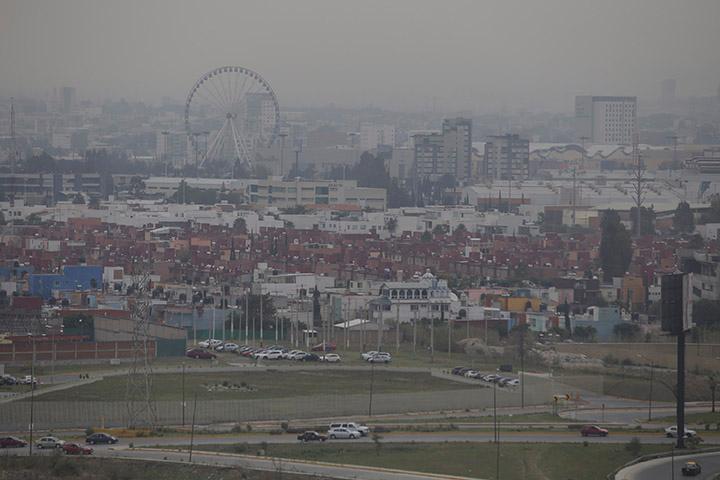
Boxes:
[0,374,38,386]
[361,351,392,363]
[451,367,520,387]
[0,433,117,451]
[298,421,369,442]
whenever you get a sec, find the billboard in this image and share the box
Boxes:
[661,273,693,334]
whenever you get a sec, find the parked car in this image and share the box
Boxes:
[290,351,308,360]
[682,460,702,476]
[256,349,284,360]
[320,353,341,363]
[297,431,327,442]
[463,370,479,378]
[451,366,466,375]
[329,422,370,437]
[302,353,321,362]
[0,436,27,448]
[223,343,240,353]
[580,425,608,437]
[85,433,118,445]
[19,375,38,385]
[665,426,697,438]
[208,339,223,348]
[186,348,216,360]
[367,353,391,363]
[505,379,521,387]
[284,350,302,359]
[36,436,65,449]
[311,342,336,352]
[63,443,93,455]
[198,340,211,348]
[327,427,359,439]
[361,351,379,360]
[0,374,17,385]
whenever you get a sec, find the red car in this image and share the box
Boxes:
[0,436,27,448]
[311,342,336,352]
[186,348,216,360]
[63,443,93,455]
[580,425,609,437]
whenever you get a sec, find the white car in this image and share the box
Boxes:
[329,422,369,436]
[361,351,379,360]
[321,353,341,363]
[367,353,392,363]
[36,436,65,449]
[464,370,479,378]
[223,343,239,353]
[208,339,224,348]
[665,426,697,438]
[290,351,308,360]
[256,349,283,360]
[20,375,38,385]
[198,340,211,348]
[283,350,302,359]
[505,379,520,387]
[327,427,360,439]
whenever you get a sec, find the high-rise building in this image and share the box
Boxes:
[359,124,396,150]
[483,134,530,180]
[242,92,276,144]
[660,79,677,109]
[156,131,189,166]
[61,86,76,114]
[575,96,637,145]
[412,117,472,181]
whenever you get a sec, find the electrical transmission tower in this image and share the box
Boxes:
[9,97,17,174]
[630,131,647,237]
[124,271,157,428]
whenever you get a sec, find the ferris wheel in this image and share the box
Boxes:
[184,66,280,171]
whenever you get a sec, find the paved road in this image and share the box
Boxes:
[615,450,720,480]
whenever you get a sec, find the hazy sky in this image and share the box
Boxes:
[1,0,719,113]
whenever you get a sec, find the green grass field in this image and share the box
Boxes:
[650,411,720,426]
[36,369,473,402]
[185,441,668,480]
[0,455,314,480]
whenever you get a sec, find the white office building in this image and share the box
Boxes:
[575,96,637,145]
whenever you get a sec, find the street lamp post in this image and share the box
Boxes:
[637,354,654,421]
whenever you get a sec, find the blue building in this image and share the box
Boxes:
[571,306,624,342]
[28,265,103,300]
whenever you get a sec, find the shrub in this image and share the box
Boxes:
[280,421,289,431]
[245,423,253,432]
[625,437,642,457]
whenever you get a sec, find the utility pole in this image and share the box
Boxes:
[188,393,198,462]
[28,335,35,456]
[278,132,287,178]
[181,363,186,426]
[666,135,679,179]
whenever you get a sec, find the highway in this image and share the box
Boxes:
[615,450,720,480]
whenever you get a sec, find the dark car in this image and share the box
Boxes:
[0,436,27,448]
[458,367,473,376]
[297,431,327,442]
[63,442,93,455]
[451,366,466,375]
[302,353,320,362]
[682,461,701,476]
[85,433,118,445]
[580,425,608,437]
[186,348,216,360]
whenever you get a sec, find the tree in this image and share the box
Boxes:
[692,299,720,329]
[700,194,720,224]
[72,193,85,204]
[26,213,42,225]
[629,206,655,236]
[421,231,432,242]
[674,201,695,233]
[233,217,247,233]
[0,211,5,226]
[225,293,276,331]
[88,196,100,209]
[433,224,449,236]
[129,176,145,197]
[573,325,597,342]
[613,322,641,341]
[599,210,632,281]
[453,223,467,236]
[385,217,398,234]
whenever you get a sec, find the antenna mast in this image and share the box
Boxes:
[9,97,17,174]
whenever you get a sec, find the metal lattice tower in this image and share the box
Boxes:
[630,131,647,237]
[9,97,17,174]
[124,272,157,428]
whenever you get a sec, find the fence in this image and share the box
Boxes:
[0,378,553,431]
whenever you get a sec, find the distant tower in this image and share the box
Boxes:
[124,271,158,428]
[9,97,17,174]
